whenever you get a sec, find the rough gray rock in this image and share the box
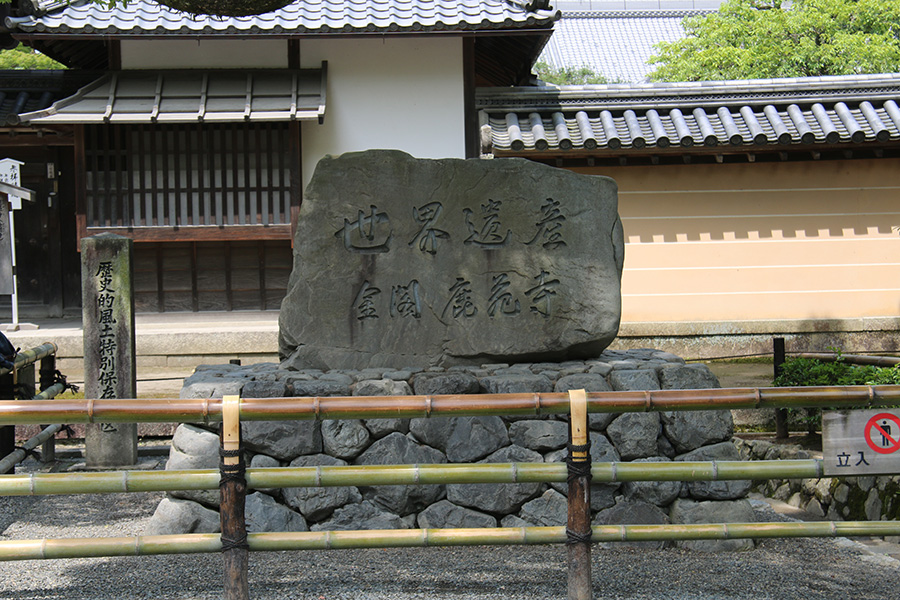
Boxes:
[509,420,568,452]
[166,424,221,507]
[416,500,497,529]
[354,433,447,515]
[278,150,623,370]
[363,418,410,439]
[480,375,554,394]
[676,442,752,500]
[668,498,756,552]
[409,416,509,462]
[658,364,720,391]
[608,369,660,392]
[241,379,288,399]
[661,410,734,454]
[517,489,568,526]
[288,379,351,397]
[310,500,409,532]
[354,378,413,397]
[412,372,480,395]
[606,413,661,460]
[245,492,308,533]
[242,420,322,461]
[622,457,683,507]
[145,497,220,535]
[592,498,671,549]
[321,419,372,460]
[179,375,244,400]
[446,445,544,515]
[282,454,362,521]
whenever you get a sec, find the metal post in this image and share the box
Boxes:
[220,395,248,600]
[39,355,56,462]
[567,389,591,600]
[773,337,788,439]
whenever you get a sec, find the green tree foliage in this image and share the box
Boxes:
[0,44,65,69]
[533,61,608,85]
[649,0,900,81]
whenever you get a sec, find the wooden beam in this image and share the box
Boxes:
[83,225,292,243]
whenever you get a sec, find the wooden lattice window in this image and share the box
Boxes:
[80,122,297,241]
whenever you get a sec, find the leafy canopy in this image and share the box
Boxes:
[649,0,900,82]
[533,61,608,85]
[0,44,65,69]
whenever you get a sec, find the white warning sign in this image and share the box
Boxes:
[823,410,900,476]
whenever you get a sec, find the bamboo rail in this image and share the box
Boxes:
[795,353,900,367]
[0,343,58,378]
[0,424,64,475]
[2,520,899,562]
[1,385,899,425]
[0,460,825,496]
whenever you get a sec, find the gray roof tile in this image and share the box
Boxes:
[477,75,900,153]
[18,68,326,124]
[8,0,559,35]
[538,9,710,83]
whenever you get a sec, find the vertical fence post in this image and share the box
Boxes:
[567,389,592,600]
[220,394,249,600]
[773,337,788,439]
[39,354,56,462]
[0,369,13,473]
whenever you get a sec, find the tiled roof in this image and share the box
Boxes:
[18,68,327,124]
[538,9,708,83]
[0,70,96,126]
[7,0,559,36]
[477,74,900,154]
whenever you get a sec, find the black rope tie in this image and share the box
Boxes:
[565,529,593,545]
[218,447,246,487]
[220,533,249,553]
[566,433,593,545]
[13,446,41,461]
[566,440,593,484]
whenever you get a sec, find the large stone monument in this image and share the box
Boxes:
[279,150,624,370]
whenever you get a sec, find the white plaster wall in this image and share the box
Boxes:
[120,40,289,69]
[299,37,466,187]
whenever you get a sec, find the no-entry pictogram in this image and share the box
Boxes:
[865,413,900,454]
[823,410,900,476]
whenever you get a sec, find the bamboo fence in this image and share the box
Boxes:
[2,521,900,562]
[0,459,827,496]
[0,385,898,425]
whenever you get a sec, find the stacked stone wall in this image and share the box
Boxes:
[735,438,900,524]
[148,349,755,551]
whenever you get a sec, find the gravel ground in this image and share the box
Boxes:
[0,459,898,600]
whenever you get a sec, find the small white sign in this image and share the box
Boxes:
[0,159,24,210]
[823,410,900,476]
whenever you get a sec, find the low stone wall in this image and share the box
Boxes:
[734,438,900,523]
[148,349,756,551]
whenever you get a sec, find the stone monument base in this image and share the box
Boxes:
[148,349,754,552]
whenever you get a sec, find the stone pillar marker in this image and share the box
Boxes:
[82,233,138,467]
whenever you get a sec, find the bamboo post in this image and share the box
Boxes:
[220,394,248,600]
[567,389,591,600]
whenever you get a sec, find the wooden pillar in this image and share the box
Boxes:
[773,337,788,439]
[567,389,592,600]
[220,394,248,600]
[39,354,57,462]
[82,233,138,467]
